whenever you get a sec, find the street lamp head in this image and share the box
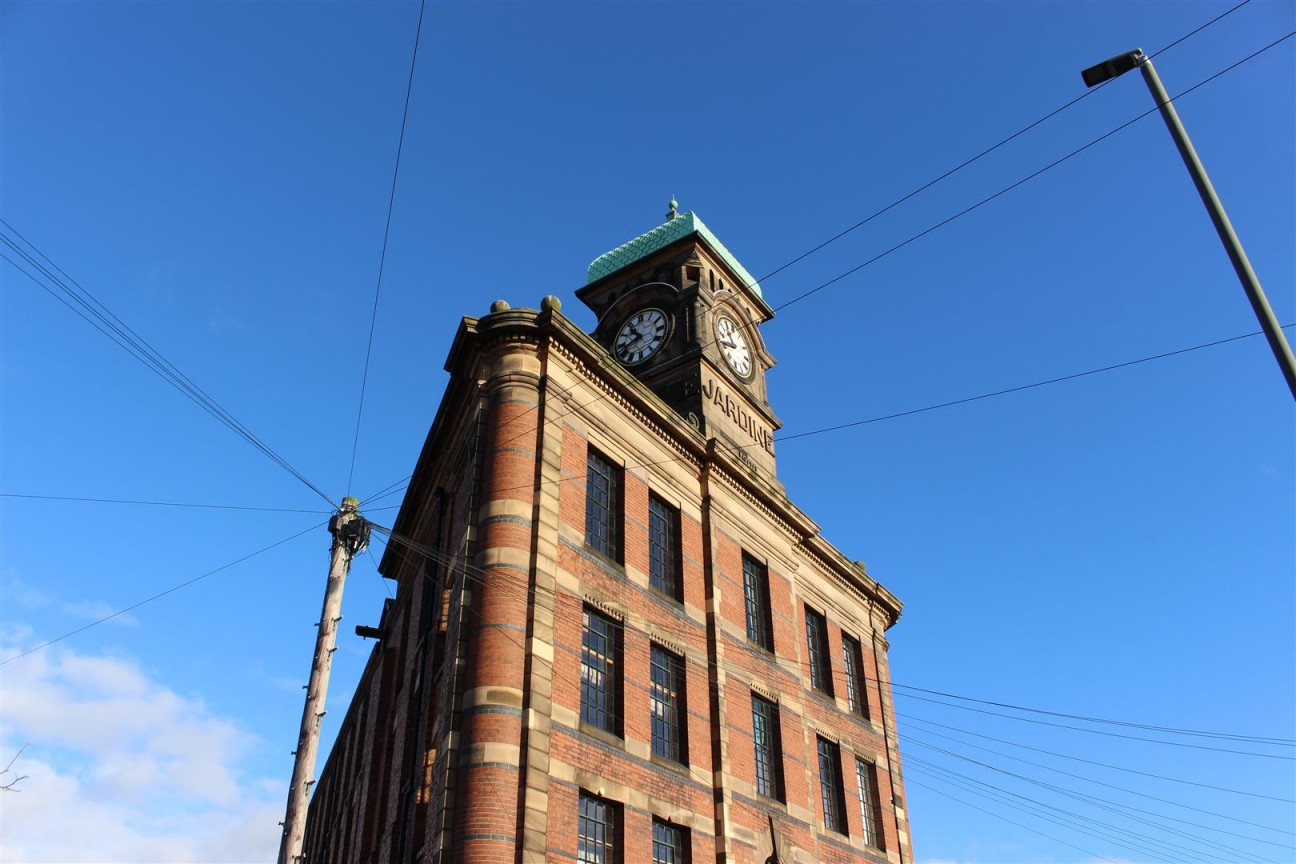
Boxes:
[1081,49,1145,88]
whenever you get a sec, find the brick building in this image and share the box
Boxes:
[302,208,912,864]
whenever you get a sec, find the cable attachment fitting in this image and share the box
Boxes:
[329,496,371,555]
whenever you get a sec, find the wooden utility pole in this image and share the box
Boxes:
[278,496,370,864]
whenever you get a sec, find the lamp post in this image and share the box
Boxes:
[1082,49,1296,400]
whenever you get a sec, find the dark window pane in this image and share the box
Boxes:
[578,793,618,864]
[805,607,832,695]
[649,495,680,599]
[650,644,686,763]
[581,608,620,734]
[856,758,884,849]
[652,818,688,864]
[751,694,783,801]
[817,737,846,835]
[585,450,620,559]
[742,554,773,651]
[842,634,866,716]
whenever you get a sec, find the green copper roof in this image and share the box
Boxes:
[586,211,763,300]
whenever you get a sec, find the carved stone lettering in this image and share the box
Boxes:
[700,375,774,455]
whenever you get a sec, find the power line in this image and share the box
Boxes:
[347,0,427,497]
[364,545,394,600]
[904,775,1119,863]
[891,678,1293,747]
[0,520,324,667]
[1,225,336,509]
[0,492,327,514]
[369,520,1296,762]
[385,324,1290,511]
[745,0,1255,290]
[357,323,1283,514]
[896,688,1294,760]
[773,27,1296,314]
[902,724,1295,846]
[357,6,1272,512]
[363,522,1296,852]
[906,745,1292,862]
[361,475,412,507]
[475,25,1296,499]
[905,757,1252,864]
[372,522,1296,838]
[776,327,1291,444]
[899,712,1296,806]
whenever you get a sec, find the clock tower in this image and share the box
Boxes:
[577,202,782,480]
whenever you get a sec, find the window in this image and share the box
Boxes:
[648,494,681,599]
[652,818,689,864]
[650,644,687,763]
[856,758,884,850]
[817,737,847,835]
[585,448,621,560]
[581,607,620,734]
[805,607,832,695]
[751,693,784,801]
[742,554,773,651]
[842,634,867,717]
[578,792,619,864]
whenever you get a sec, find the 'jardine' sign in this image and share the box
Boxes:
[701,375,774,456]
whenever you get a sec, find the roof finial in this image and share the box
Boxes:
[666,195,679,221]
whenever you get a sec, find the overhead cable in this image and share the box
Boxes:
[774,28,1296,313]
[902,722,1295,846]
[368,520,1296,763]
[747,0,1256,289]
[892,678,1293,746]
[897,688,1294,760]
[904,775,1118,863]
[907,758,1232,864]
[358,4,1274,512]
[906,747,1292,862]
[900,712,1296,806]
[440,26,1296,501]
[0,520,324,666]
[1,225,336,509]
[346,0,428,496]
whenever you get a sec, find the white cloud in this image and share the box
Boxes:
[0,634,283,862]
[59,599,138,626]
[3,573,51,610]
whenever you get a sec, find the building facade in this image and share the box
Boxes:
[302,210,912,864]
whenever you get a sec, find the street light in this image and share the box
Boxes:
[1082,49,1296,400]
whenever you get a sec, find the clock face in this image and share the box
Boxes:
[715,315,753,378]
[614,308,669,366]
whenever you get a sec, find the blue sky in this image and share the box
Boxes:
[2,2,1292,861]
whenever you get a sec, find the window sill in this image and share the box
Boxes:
[580,543,626,574]
[650,752,690,776]
[649,585,686,608]
[577,721,625,750]
[754,793,787,810]
[808,688,838,711]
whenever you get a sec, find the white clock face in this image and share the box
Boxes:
[614,308,668,366]
[715,315,752,378]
